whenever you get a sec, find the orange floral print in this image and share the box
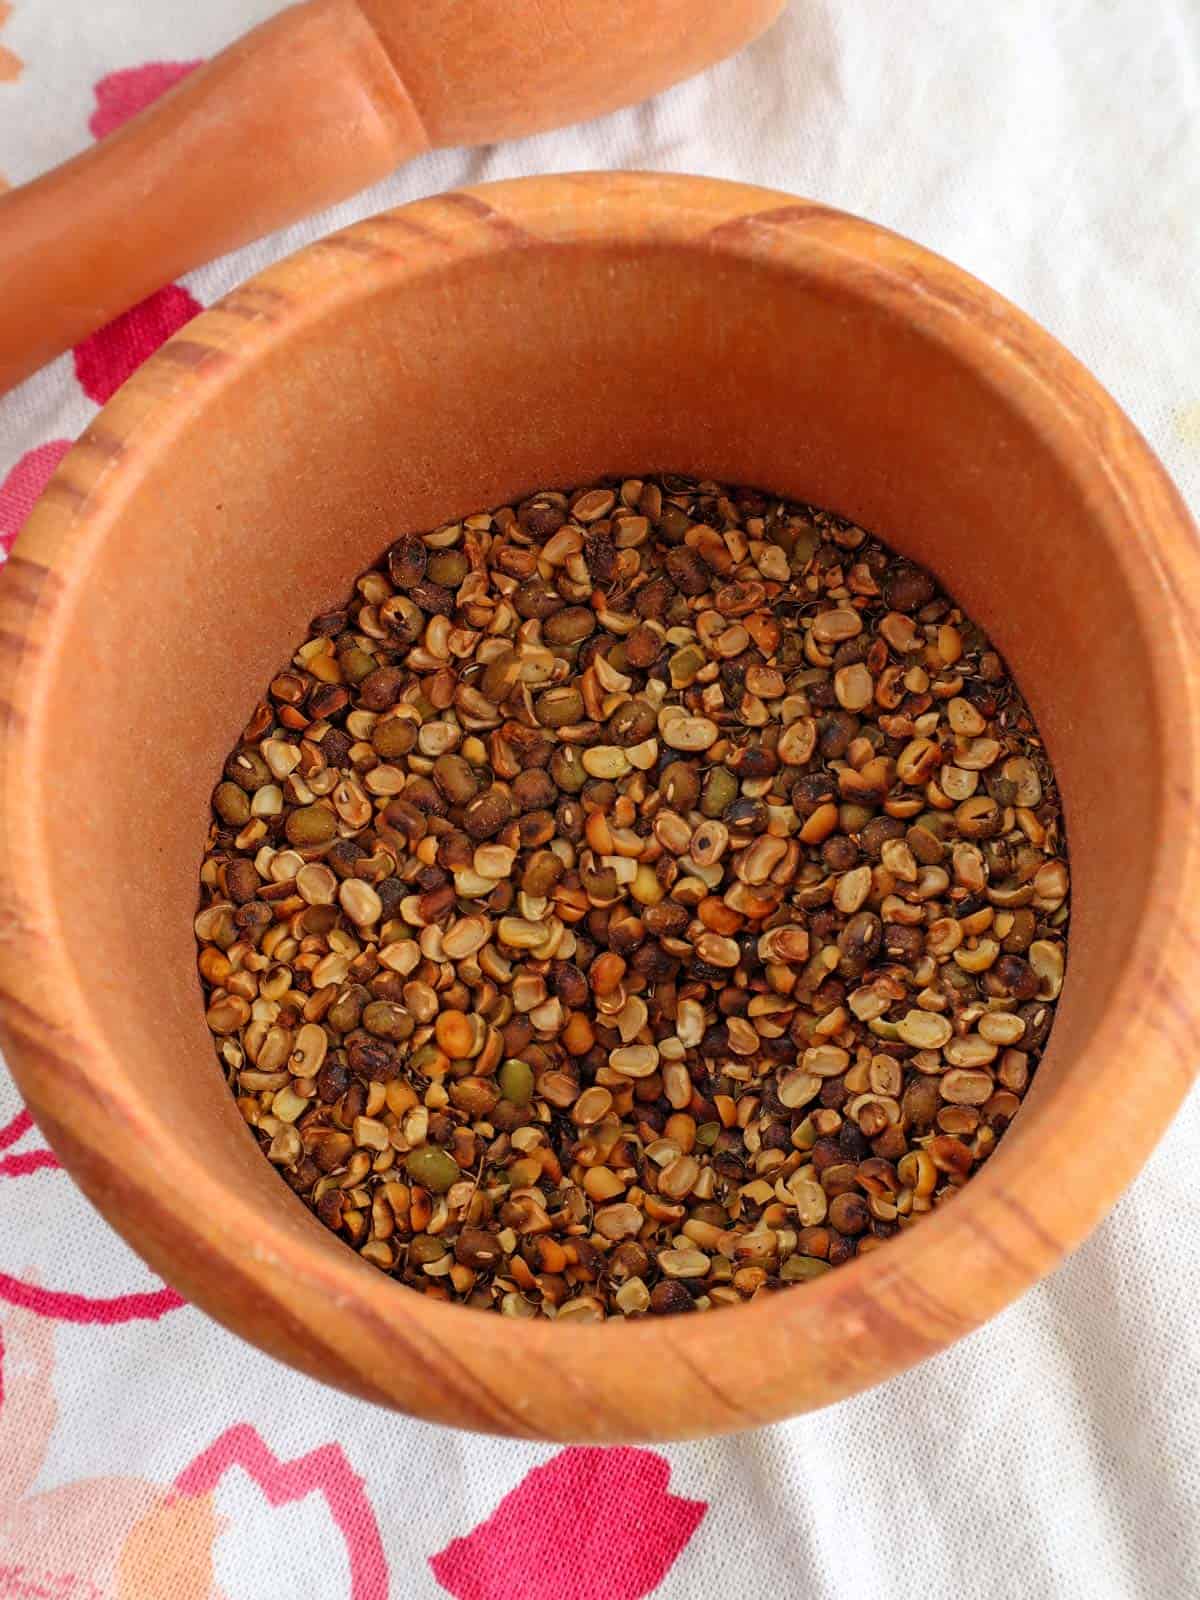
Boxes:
[0,4,21,82]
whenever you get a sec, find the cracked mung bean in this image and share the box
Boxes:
[195,475,1069,1320]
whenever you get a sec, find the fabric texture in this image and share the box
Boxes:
[1,2,1198,1596]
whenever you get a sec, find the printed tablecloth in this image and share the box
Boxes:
[1,2,1199,1597]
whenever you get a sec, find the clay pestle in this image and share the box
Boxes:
[0,0,785,396]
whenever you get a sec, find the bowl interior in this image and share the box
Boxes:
[10,184,1179,1437]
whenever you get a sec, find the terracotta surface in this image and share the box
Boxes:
[0,0,784,394]
[1,173,1198,1442]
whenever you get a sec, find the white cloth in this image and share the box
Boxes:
[0,4,1198,1598]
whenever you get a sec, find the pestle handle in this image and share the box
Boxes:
[0,0,426,395]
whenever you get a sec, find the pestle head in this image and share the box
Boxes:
[356,0,788,150]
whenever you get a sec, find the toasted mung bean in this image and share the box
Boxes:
[405,1148,461,1193]
[197,473,1066,1320]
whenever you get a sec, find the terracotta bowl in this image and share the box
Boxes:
[2,174,1198,1442]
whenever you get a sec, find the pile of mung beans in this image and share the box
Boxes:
[195,475,1068,1320]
